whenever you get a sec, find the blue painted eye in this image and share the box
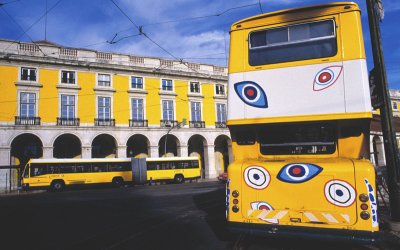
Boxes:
[277,163,322,183]
[234,81,268,108]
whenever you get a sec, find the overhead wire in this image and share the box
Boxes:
[2,0,64,54]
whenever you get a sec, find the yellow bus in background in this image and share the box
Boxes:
[226,2,378,242]
[21,157,201,191]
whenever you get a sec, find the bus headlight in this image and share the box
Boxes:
[359,193,369,202]
[232,205,239,213]
[360,211,370,220]
[232,190,239,198]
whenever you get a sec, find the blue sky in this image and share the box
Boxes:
[0,0,399,88]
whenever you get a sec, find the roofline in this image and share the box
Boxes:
[232,2,359,27]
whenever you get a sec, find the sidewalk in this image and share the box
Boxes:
[0,189,45,197]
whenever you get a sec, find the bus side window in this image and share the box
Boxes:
[31,164,47,176]
[60,164,74,174]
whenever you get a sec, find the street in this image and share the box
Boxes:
[0,181,399,250]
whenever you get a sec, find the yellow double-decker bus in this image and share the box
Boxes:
[21,156,201,191]
[226,2,378,242]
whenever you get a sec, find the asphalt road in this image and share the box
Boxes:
[0,181,399,250]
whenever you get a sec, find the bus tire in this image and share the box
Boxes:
[174,174,184,184]
[50,180,64,192]
[112,177,124,187]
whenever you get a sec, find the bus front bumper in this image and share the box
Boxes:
[227,222,381,244]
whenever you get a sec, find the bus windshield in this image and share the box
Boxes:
[259,123,337,155]
[249,19,337,65]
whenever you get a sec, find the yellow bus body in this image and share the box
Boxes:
[145,157,202,182]
[22,157,201,190]
[227,2,378,241]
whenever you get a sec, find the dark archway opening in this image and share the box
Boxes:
[127,134,150,158]
[92,134,117,158]
[159,135,179,157]
[188,135,206,178]
[53,134,82,158]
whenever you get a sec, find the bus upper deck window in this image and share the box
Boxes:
[249,19,337,66]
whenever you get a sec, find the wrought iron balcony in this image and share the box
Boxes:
[215,122,227,128]
[57,117,80,126]
[129,119,148,127]
[160,120,178,128]
[189,121,205,128]
[15,116,41,125]
[94,118,115,126]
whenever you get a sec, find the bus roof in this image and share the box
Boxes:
[231,2,359,30]
[27,156,199,164]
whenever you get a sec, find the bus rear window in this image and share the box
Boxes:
[249,19,337,65]
[259,123,337,155]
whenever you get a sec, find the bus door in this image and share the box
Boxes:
[242,159,358,227]
[30,163,51,186]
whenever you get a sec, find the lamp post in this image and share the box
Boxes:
[164,118,186,157]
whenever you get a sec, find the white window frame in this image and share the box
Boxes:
[97,73,112,87]
[161,79,174,92]
[60,70,77,85]
[96,95,113,120]
[216,103,227,123]
[190,101,203,122]
[18,91,39,117]
[59,94,77,119]
[215,83,226,96]
[130,76,145,89]
[161,99,175,121]
[189,81,201,94]
[19,66,38,82]
[131,98,145,121]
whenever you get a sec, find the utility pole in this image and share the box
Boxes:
[366,0,400,223]
[164,118,186,157]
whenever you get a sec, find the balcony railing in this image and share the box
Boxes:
[15,116,41,125]
[57,117,80,126]
[189,121,205,128]
[94,118,115,126]
[129,119,148,127]
[215,122,227,128]
[160,120,178,128]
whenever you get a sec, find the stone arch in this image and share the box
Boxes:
[214,135,232,174]
[91,134,117,158]
[127,134,150,158]
[53,133,82,158]
[188,134,208,178]
[159,134,181,157]
[10,133,43,166]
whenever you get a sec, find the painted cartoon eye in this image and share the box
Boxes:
[251,201,274,211]
[277,163,322,183]
[244,166,270,189]
[234,81,268,108]
[324,180,356,207]
[313,66,343,91]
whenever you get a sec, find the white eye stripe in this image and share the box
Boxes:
[285,164,309,181]
[244,166,270,190]
[324,180,356,207]
[241,84,261,103]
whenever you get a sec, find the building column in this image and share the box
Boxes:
[205,144,217,179]
[150,145,159,158]
[43,146,53,158]
[117,145,127,158]
[0,147,11,192]
[179,144,188,157]
[82,146,92,159]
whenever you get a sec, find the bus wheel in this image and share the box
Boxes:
[50,180,64,192]
[112,177,124,187]
[174,174,184,184]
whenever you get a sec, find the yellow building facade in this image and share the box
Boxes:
[0,40,231,191]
